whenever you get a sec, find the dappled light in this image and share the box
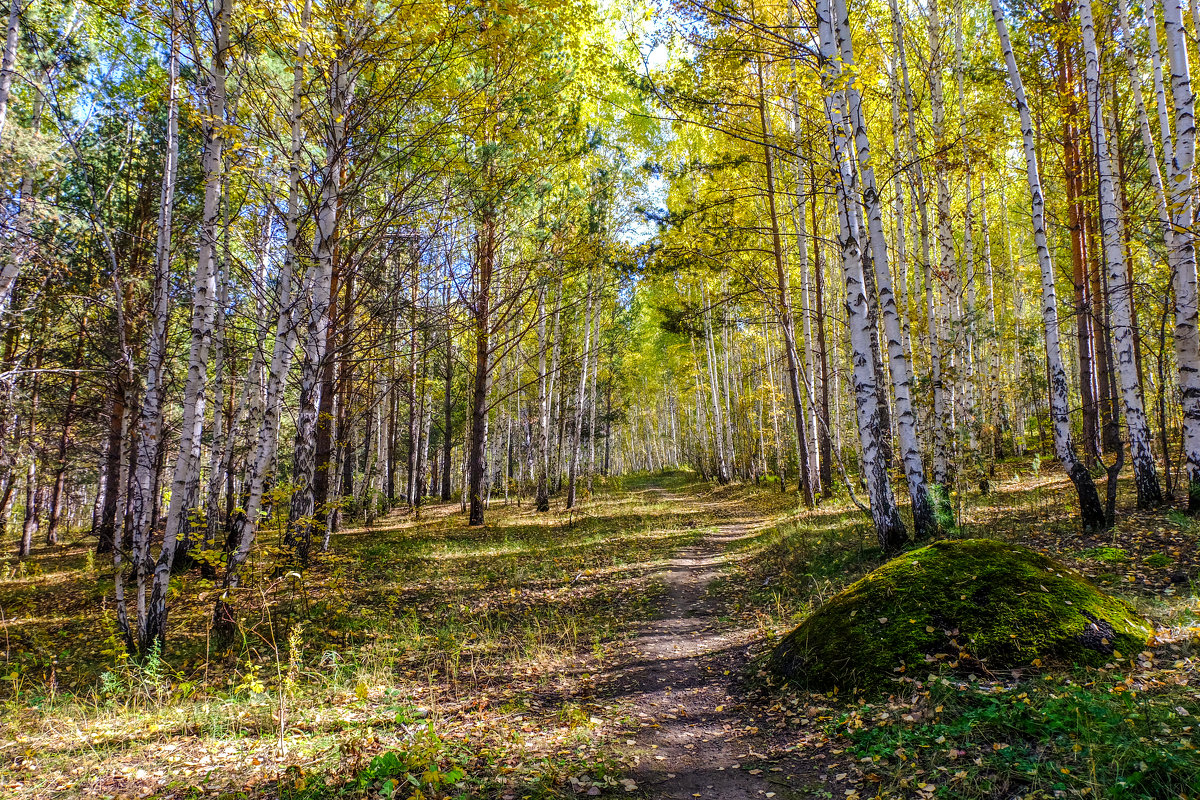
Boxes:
[4,0,1200,795]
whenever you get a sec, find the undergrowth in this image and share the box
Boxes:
[835,674,1200,799]
[0,473,712,798]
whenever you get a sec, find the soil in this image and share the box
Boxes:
[603,504,823,799]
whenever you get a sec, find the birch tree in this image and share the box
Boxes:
[122,0,180,653]
[286,45,355,562]
[990,0,1106,530]
[835,0,937,537]
[817,0,907,551]
[131,0,229,654]
[1160,0,1200,511]
[223,0,311,590]
[1077,0,1163,509]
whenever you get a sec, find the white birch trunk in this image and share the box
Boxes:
[146,0,229,651]
[981,175,1001,456]
[931,0,959,479]
[1161,0,1200,509]
[535,283,551,510]
[204,199,230,544]
[566,273,594,508]
[286,49,354,559]
[834,0,934,536]
[1117,0,1171,227]
[990,0,1107,529]
[0,0,18,142]
[1079,0,1164,507]
[954,5,979,455]
[587,278,601,494]
[818,0,906,550]
[224,0,310,588]
[1150,1,1176,171]
[125,5,179,651]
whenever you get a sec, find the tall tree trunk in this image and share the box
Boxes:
[587,281,601,494]
[441,261,454,501]
[818,0,907,551]
[407,250,420,505]
[566,272,594,509]
[1078,0,1163,508]
[991,0,1107,530]
[313,260,343,515]
[223,0,310,590]
[836,0,936,537]
[203,197,231,546]
[286,51,353,562]
[1161,0,1200,511]
[702,289,730,484]
[1058,19,1102,460]
[0,0,18,144]
[954,2,979,457]
[141,0,225,655]
[467,213,496,526]
[928,0,954,487]
[980,176,1002,461]
[756,56,813,506]
[809,174,834,496]
[1150,1,1175,170]
[535,282,552,510]
[18,355,41,558]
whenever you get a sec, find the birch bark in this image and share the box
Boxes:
[125,2,179,651]
[0,0,18,142]
[535,282,551,510]
[1160,0,1200,510]
[286,48,354,558]
[1078,0,1164,508]
[223,0,310,589]
[990,0,1107,529]
[566,272,593,509]
[817,0,907,550]
[143,0,228,652]
[929,0,955,486]
[835,0,935,537]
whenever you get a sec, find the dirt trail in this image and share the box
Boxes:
[607,503,812,799]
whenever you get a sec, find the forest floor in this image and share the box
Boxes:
[1,463,1200,798]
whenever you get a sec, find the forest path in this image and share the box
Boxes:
[603,489,815,799]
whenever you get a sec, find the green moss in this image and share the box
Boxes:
[1143,552,1173,568]
[768,539,1150,691]
[1080,545,1130,564]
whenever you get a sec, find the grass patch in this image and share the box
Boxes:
[0,474,715,798]
[835,674,1200,799]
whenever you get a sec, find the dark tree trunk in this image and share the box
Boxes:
[312,264,341,519]
[811,193,834,497]
[47,333,82,544]
[467,214,495,526]
[95,382,125,554]
[441,282,453,501]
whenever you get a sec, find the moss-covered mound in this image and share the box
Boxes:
[769,539,1151,691]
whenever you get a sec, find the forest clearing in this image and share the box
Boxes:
[8,0,1200,795]
[2,471,1200,798]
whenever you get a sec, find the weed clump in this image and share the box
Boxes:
[769,539,1151,691]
